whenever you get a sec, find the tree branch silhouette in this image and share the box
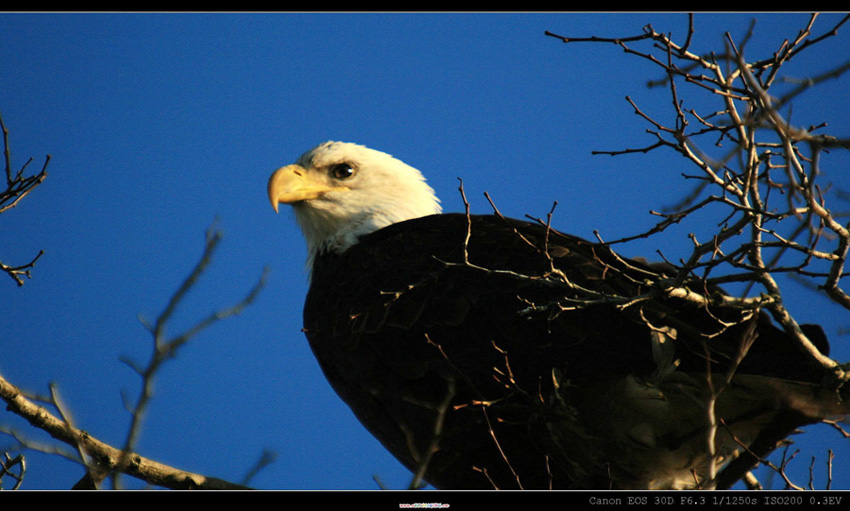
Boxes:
[1,225,267,489]
[544,13,850,489]
[0,111,48,286]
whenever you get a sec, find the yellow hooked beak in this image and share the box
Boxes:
[267,164,342,213]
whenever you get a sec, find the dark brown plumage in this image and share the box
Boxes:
[302,213,845,489]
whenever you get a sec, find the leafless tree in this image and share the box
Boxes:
[542,13,850,488]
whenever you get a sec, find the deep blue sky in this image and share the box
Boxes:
[1,12,849,490]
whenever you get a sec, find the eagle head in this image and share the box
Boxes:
[268,141,442,265]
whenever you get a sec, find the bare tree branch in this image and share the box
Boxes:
[0,371,248,490]
[0,111,49,286]
[545,13,850,489]
[1,227,268,489]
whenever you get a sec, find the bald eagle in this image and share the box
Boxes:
[268,141,848,490]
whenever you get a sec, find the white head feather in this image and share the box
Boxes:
[268,141,442,268]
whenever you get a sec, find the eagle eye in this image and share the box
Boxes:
[330,162,355,180]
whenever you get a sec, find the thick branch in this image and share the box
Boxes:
[0,372,248,490]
